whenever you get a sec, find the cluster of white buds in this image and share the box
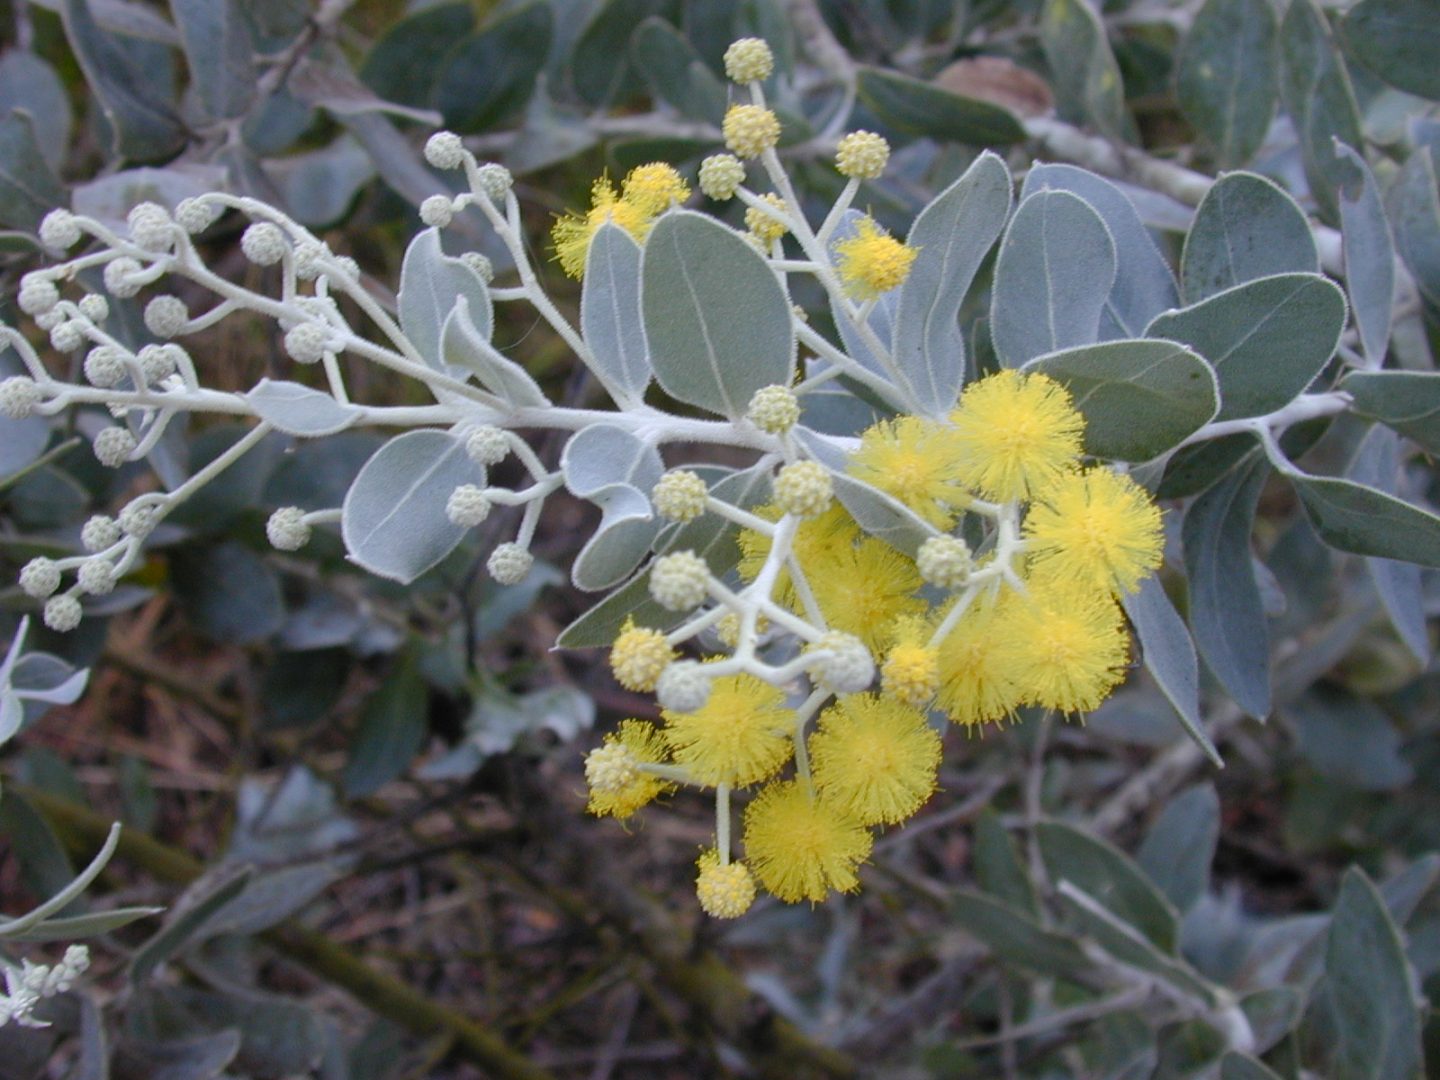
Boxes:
[0,947,91,1029]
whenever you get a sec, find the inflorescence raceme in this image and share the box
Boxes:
[5,34,1164,921]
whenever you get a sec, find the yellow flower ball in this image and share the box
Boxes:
[743,781,872,902]
[609,618,676,692]
[833,216,918,301]
[935,594,1026,728]
[847,414,970,529]
[949,370,1085,503]
[585,720,675,820]
[1023,467,1164,596]
[809,694,941,825]
[723,104,781,159]
[662,672,794,787]
[696,849,756,918]
[998,578,1130,714]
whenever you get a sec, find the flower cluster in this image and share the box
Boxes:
[0,946,90,1029]
[550,164,690,278]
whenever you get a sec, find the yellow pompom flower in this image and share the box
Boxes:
[723,104,782,158]
[809,537,926,652]
[833,216,918,301]
[586,720,675,820]
[1023,467,1164,596]
[998,579,1129,714]
[880,616,941,708]
[696,849,756,918]
[847,415,970,528]
[609,618,676,692]
[551,174,652,279]
[662,672,794,786]
[934,595,1026,728]
[809,695,941,825]
[743,781,873,902]
[949,370,1085,502]
[620,162,690,216]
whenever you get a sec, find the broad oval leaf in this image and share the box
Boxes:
[952,889,1093,977]
[1344,371,1440,455]
[561,424,665,591]
[892,151,1012,415]
[581,222,651,403]
[1287,686,1413,791]
[1175,0,1279,167]
[0,51,71,173]
[1121,574,1218,765]
[1341,0,1440,101]
[343,653,426,798]
[1334,142,1395,366]
[171,0,255,121]
[434,2,552,133]
[341,430,485,583]
[1147,273,1345,421]
[1037,821,1180,951]
[442,297,549,408]
[0,111,66,233]
[641,210,794,419]
[630,17,726,124]
[245,379,363,437]
[360,2,475,110]
[1024,339,1219,461]
[571,0,669,107]
[1180,173,1318,303]
[991,190,1117,369]
[855,66,1026,145]
[1182,451,1272,718]
[1023,163,1178,340]
[1137,783,1220,911]
[1039,0,1132,139]
[1286,471,1440,568]
[397,228,493,373]
[1388,149,1440,309]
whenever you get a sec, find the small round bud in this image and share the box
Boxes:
[0,376,42,419]
[460,252,494,283]
[93,426,137,468]
[292,241,326,280]
[240,222,287,266]
[118,502,155,538]
[103,257,144,298]
[419,195,453,228]
[127,202,173,251]
[84,345,127,388]
[81,515,121,552]
[744,193,790,245]
[77,294,109,323]
[77,559,116,596]
[772,460,832,518]
[652,470,708,523]
[881,642,940,709]
[138,343,179,383]
[723,38,774,84]
[174,197,219,234]
[747,384,799,434]
[656,660,711,713]
[143,295,188,339]
[486,543,533,585]
[18,274,59,316]
[698,154,746,200]
[809,630,875,693]
[284,322,331,365]
[836,131,891,180]
[609,622,675,692]
[43,595,82,633]
[19,557,62,599]
[266,506,311,551]
[445,484,491,527]
[39,209,81,250]
[34,309,64,331]
[424,131,466,170]
[722,105,781,159]
[474,163,513,201]
[49,320,85,353]
[648,550,710,611]
[465,426,509,466]
[916,535,972,589]
[696,854,756,918]
[585,741,639,794]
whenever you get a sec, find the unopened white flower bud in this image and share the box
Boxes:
[0,376,42,419]
[772,460,832,518]
[43,594,82,633]
[77,558,116,596]
[103,257,144,298]
[84,345,127,388]
[460,252,493,283]
[652,470,708,522]
[49,320,85,353]
[137,344,177,383]
[174,197,219,234]
[81,515,121,552]
[419,195,453,228]
[648,550,710,611]
[836,131,891,180]
[292,241,326,280]
[474,163,512,201]
[93,426,137,468]
[424,131,466,170]
[723,38,774,83]
[18,274,59,316]
[127,202,173,251]
[34,309,64,331]
[77,294,109,322]
[746,384,799,434]
[39,209,81,250]
[916,535,972,589]
[809,630,875,692]
[284,322,331,365]
[697,154,745,200]
[446,484,491,527]
[466,426,509,466]
[240,222,287,266]
[19,557,61,599]
[266,506,311,550]
[487,542,533,585]
[656,660,711,713]
[143,295,188,338]
[118,502,155,538]
[585,741,639,793]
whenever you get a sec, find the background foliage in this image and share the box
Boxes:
[2,0,1440,1076]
